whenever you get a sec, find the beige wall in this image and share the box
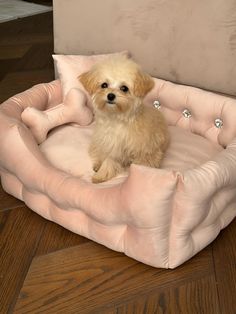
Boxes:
[53,0,236,96]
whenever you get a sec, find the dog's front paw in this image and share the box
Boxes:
[92,172,107,183]
[91,158,123,183]
[93,162,101,172]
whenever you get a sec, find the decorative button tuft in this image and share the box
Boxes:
[153,100,161,109]
[182,108,191,118]
[214,118,223,128]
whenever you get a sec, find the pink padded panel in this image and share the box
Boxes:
[0,79,236,268]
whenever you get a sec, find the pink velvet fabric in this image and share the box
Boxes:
[0,79,236,268]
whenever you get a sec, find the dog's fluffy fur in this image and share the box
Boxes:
[79,56,169,183]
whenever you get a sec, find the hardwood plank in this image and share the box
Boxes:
[0,59,20,81]
[0,206,45,313]
[102,276,220,314]
[0,11,54,102]
[14,243,215,313]
[0,44,31,60]
[0,33,53,48]
[166,276,220,314]
[0,69,54,102]
[24,0,52,5]
[213,219,236,314]
[0,181,23,212]
[36,220,89,256]
[14,42,53,72]
[0,12,53,40]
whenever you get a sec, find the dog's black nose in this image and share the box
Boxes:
[107,93,116,102]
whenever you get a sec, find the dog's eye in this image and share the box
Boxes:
[101,82,108,88]
[120,85,129,93]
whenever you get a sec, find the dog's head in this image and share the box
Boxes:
[78,56,154,116]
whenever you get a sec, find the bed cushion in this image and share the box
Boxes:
[40,124,223,184]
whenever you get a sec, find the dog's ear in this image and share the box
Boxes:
[78,70,97,95]
[133,70,154,98]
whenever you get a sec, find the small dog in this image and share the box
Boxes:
[79,56,169,183]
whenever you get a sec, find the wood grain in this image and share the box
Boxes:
[0,11,54,103]
[0,69,54,102]
[103,276,220,314]
[213,220,236,314]
[36,220,89,256]
[14,243,215,313]
[0,206,45,313]
[0,183,23,212]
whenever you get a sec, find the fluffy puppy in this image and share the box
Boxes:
[79,56,169,183]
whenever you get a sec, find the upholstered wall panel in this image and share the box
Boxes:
[53,0,236,96]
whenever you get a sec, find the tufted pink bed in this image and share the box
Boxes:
[0,53,236,268]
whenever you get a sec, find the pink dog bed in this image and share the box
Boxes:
[0,53,236,268]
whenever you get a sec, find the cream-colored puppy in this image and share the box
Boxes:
[79,56,169,183]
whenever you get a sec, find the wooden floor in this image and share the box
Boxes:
[0,12,236,314]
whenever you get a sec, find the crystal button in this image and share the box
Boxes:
[215,118,223,128]
[153,100,161,109]
[182,108,191,118]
